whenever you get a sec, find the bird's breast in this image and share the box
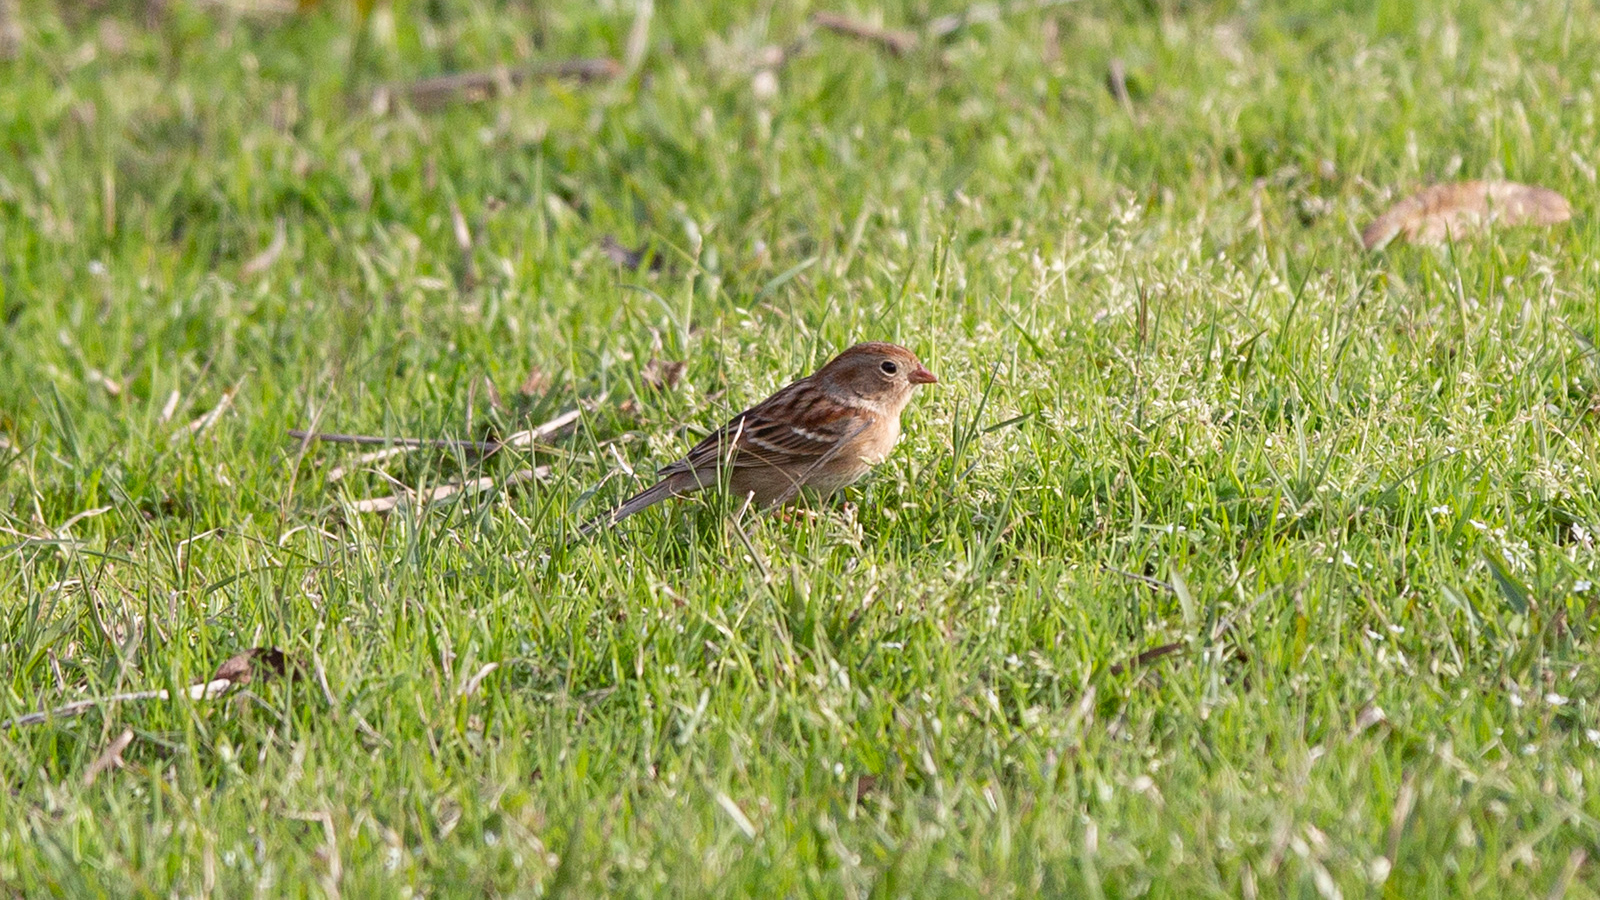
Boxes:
[855,415,899,465]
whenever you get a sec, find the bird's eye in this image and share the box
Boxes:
[880,361,898,375]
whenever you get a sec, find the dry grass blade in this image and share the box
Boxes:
[289,429,501,451]
[399,58,622,111]
[1384,770,1418,871]
[158,389,181,423]
[175,383,240,442]
[349,467,550,514]
[241,217,287,277]
[450,200,477,289]
[458,662,500,698]
[2,647,295,728]
[327,445,413,482]
[284,809,342,895]
[292,406,581,454]
[811,11,919,56]
[83,728,135,786]
[500,407,583,449]
[1361,180,1572,250]
[1546,848,1587,900]
[1106,58,1132,113]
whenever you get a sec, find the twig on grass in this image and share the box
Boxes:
[1108,641,1185,677]
[810,11,919,56]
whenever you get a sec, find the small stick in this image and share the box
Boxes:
[288,431,501,451]
[1108,641,1184,676]
[810,11,919,56]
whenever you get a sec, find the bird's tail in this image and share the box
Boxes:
[577,480,678,536]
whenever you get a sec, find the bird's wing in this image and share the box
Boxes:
[660,382,876,479]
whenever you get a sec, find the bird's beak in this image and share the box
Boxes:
[909,365,938,385]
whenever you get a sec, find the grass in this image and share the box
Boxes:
[3,0,1600,894]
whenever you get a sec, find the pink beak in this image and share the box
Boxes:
[909,365,938,385]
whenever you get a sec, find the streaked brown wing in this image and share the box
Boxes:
[660,381,874,478]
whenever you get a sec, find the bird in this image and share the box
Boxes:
[580,341,937,534]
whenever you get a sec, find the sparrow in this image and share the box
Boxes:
[581,341,937,533]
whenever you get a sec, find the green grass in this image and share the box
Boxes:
[4,0,1600,894]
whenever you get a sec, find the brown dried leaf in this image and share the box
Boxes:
[1362,180,1572,251]
[211,647,293,686]
[641,359,687,391]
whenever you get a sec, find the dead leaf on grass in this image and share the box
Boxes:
[1361,180,1572,251]
[211,647,294,686]
[640,358,687,391]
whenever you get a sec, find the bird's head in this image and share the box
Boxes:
[813,341,937,411]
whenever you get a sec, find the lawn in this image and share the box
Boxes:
[3,0,1600,895]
